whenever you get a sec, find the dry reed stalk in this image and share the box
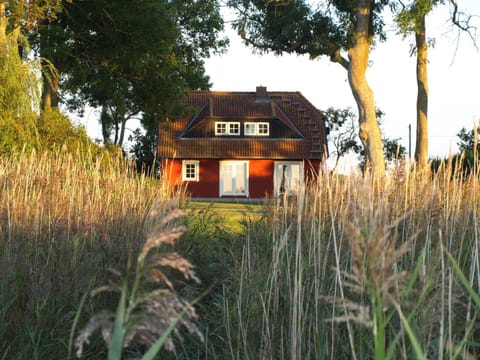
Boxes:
[198,156,480,359]
[0,149,184,357]
[75,197,202,358]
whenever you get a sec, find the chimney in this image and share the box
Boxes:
[255,86,270,103]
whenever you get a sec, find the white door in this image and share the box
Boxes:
[274,161,303,196]
[219,161,249,196]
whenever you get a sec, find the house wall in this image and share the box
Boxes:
[161,158,321,199]
[188,159,219,198]
[161,159,219,198]
[248,159,274,198]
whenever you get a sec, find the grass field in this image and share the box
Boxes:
[185,200,266,233]
[1,150,480,359]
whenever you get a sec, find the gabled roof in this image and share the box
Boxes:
[158,88,329,160]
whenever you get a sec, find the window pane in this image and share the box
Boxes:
[235,163,245,192]
[245,123,256,135]
[229,123,240,135]
[216,122,226,134]
[258,123,269,135]
[288,165,301,192]
[186,164,195,179]
[222,166,232,192]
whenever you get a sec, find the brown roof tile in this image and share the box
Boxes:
[158,90,328,160]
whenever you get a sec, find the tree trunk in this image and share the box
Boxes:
[41,72,59,110]
[118,116,127,147]
[414,15,429,168]
[101,107,111,145]
[348,0,385,176]
[40,27,60,110]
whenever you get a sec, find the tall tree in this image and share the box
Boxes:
[396,0,436,169]
[396,0,477,169]
[35,0,226,147]
[228,0,388,175]
[0,0,69,120]
[0,1,64,153]
[395,0,461,170]
[1,0,63,104]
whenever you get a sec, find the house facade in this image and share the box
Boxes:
[158,87,329,199]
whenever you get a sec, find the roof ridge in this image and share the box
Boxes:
[186,90,302,95]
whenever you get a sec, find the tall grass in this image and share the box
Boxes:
[214,161,480,359]
[0,148,185,359]
[3,148,480,359]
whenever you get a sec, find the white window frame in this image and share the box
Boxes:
[219,160,249,197]
[182,160,199,182]
[244,122,269,136]
[215,122,227,135]
[228,122,240,135]
[257,122,270,136]
[215,121,240,136]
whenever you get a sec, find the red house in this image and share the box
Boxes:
[158,86,329,199]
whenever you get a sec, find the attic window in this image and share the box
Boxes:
[244,122,269,136]
[215,121,240,136]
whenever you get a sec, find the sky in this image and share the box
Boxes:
[204,2,480,163]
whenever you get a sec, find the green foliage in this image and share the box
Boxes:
[3,1,63,32]
[0,32,40,118]
[228,0,390,58]
[396,0,442,35]
[37,109,100,153]
[128,129,158,174]
[455,126,479,174]
[228,0,344,58]
[457,126,480,153]
[0,11,40,156]
[0,114,38,155]
[382,137,407,162]
[49,0,227,146]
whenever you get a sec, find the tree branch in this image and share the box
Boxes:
[330,50,349,71]
[449,0,478,48]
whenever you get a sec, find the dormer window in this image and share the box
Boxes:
[244,123,256,136]
[215,121,240,136]
[258,123,269,135]
[229,122,240,135]
[215,122,227,135]
[244,122,269,136]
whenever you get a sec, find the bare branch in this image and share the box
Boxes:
[449,0,478,48]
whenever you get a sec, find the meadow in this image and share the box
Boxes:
[1,150,479,359]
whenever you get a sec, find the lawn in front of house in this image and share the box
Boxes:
[185,200,266,233]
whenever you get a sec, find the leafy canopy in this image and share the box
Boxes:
[57,0,227,146]
[228,0,390,60]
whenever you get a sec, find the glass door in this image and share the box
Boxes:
[274,161,303,196]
